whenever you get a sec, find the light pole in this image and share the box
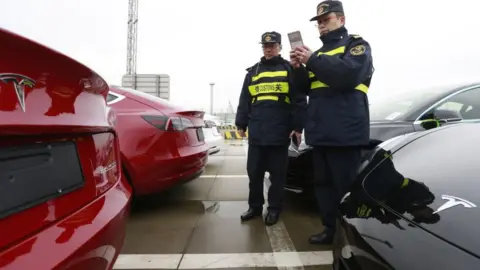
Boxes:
[209,83,215,115]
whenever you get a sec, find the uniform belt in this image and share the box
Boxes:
[252,94,290,104]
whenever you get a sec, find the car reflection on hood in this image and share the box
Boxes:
[340,147,440,229]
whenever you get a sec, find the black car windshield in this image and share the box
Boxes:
[369,89,442,121]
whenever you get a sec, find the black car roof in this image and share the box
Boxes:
[402,82,480,121]
[439,82,480,95]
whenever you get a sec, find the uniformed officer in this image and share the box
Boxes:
[236,31,307,226]
[289,0,374,244]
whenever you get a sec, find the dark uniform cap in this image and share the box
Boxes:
[310,0,344,21]
[260,31,281,44]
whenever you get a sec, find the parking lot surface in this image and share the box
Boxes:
[113,141,333,270]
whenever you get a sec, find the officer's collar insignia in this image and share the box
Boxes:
[317,3,329,15]
[350,44,366,56]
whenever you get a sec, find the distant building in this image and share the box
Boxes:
[121,74,170,100]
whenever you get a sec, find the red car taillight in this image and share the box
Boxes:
[141,115,194,131]
[141,115,169,130]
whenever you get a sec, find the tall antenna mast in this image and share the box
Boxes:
[126,0,139,75]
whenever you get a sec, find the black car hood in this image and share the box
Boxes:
[360,124,480,256]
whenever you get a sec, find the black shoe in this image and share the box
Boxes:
[241,208,262,221]
[264,211,280,226]
[308,230,334,245]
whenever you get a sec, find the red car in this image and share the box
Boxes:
[106,86,209,196]
[0,28,132,269]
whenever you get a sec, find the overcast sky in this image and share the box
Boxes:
[2,0,480,112]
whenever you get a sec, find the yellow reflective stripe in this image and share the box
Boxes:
[317,46,345,56]
[355,84,368,94]
[311,80,328,89]
[401,178,409,188]
[420,119,441,127]
[252,71,288,82]
[356,204,371,217]
[308,71,315,78]
[310,81,369,94]
[248,82,289,96]
[252,95,291,104]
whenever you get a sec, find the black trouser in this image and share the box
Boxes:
[312,146,361,233]
[247,144,288,213]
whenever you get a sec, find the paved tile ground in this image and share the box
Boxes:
[114,141,332,270]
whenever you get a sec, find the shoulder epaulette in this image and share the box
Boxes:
[246,62,259,72]
[350,34,362,39]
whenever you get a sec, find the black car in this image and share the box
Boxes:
[333,122,480,270]
[285,83,480,194]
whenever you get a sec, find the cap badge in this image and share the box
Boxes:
[317,3,329,15]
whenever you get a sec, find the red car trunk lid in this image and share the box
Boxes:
[0,28,121,253]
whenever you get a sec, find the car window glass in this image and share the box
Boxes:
[107,94,118,103]
[432,88,480,120]
[369,91,439,121]
[436,101,463,112]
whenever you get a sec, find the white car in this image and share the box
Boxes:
[203,114,223,155]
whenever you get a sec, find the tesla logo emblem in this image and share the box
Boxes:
[433,195,477,214]
[0,73,36,112]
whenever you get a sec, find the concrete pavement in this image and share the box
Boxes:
[113,141,333,270]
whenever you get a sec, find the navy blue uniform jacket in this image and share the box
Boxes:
[294,26,374,147]
[235,55,307,146]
